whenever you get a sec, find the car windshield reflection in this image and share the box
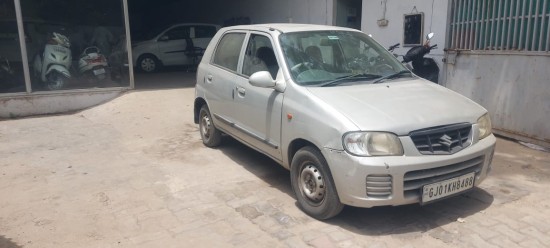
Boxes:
[279,30,408,86]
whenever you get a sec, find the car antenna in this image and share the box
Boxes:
[269,27,282,33]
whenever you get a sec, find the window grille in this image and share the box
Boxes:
[448,0,550,52]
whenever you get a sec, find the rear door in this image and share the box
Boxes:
[191,25,218,49]
[157,25,190,65]
[203,31,247,133]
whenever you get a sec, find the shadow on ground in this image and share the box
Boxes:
[330,188,493,236]
[217,136,494,235]
[0,235,21,248]
[218,136,293,196]
[134,67,197,90]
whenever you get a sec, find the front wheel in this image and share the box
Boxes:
[291,146,343,220]
[199,105,222,147]
[46,71,67,90]
[137,54,160,73]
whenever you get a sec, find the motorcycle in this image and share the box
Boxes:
[78,46,109,83]
[401,32,439,83]
[33,32,72,90]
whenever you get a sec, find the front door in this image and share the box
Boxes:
[232,32,283,161]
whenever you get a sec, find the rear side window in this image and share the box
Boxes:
[195,25,217,38]
[212,32,245,71]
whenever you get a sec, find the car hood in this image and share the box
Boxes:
[306,79,486,135]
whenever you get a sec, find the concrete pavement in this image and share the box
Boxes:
[1,72,549,247]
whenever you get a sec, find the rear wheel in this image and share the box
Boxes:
[291,146,344,220]
[199,105,222,147]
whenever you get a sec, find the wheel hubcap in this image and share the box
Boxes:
[201,113,211,139]
[299,164,325,203]
[141,58,155,72]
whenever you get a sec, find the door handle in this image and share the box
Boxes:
[236,86,246,96]
[206,74,213,82]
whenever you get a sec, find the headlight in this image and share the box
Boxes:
[477,113,492,140]
[343,132,403,156]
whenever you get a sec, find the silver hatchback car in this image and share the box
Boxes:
[194,24,496,219]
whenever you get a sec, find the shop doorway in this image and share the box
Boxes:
[335,0,362,30]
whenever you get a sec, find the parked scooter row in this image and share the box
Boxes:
[387,33,439,83]
[32,32,110,90]
[32,32,72,90]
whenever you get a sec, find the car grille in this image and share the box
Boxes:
[403,155,484,199]
[410,123,472,155]
[366,175,392,198]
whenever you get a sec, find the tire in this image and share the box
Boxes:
[199,105,222,147]
[137,54,160,73]
[291,146,344,220]
[46,71,67,90]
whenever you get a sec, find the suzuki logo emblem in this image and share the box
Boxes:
[439,134,453,148]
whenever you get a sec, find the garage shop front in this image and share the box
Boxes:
[0,0,363,118]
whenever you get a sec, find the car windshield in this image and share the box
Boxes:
[279,30,410,86]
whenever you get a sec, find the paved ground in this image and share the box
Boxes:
[1,72,550,248]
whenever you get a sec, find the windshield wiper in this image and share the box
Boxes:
[372,70,412,84]
[320,73,381,87]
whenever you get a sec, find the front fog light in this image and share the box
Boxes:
[343,132,403,156]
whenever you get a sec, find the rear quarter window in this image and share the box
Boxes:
[212,32,245,72]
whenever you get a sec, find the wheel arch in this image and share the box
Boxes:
[194,97,207,124]
[137,53,162,66]
[138,53,158,60]
[287,138,322,168]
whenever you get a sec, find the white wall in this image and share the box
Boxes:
[209,0,334,25]
[445,52,550,147]
[0,90,123,118]
[361,0,449,73]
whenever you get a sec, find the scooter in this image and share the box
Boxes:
[401,33,439,83]
[0,55,15,90]
[78,46,109,82]
[33,32,72,90]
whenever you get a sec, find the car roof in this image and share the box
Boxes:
[220,23,360,34]
[169,23,221,28]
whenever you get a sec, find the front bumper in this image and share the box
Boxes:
[324,134,496,208]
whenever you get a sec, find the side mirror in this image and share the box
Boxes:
[249,71,276,88]
[158,35,169,41]
[426,32,434,40]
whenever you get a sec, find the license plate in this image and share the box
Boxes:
[421,172,475,204]
[93,68,106,75]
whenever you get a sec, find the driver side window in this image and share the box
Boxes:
[242,34,279,79]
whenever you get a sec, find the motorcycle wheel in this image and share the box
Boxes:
[46,71,67,90]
